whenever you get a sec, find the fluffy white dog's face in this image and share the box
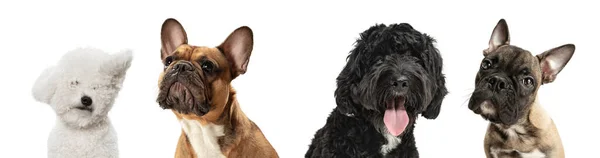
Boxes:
[33,48,132,128]
[53,72,120,127]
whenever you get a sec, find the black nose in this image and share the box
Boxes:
[81,96,92,106]
[392,76,409,91]
[487,76,508,91]
[173,62,194,73]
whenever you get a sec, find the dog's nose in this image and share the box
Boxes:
[488,76,508,91]
[81,96,92,106]
[392,76,409,91]
[173,62,194,73]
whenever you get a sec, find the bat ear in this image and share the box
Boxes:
[483,19,510,55]
[218,26,254,79]
[161,18,188,60]
[32,67,58,104]
[536,44,575,84]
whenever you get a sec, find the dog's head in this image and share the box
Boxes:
[157,18,253,121]
[32,48,132,128]
[335,23,447,136]
[468,19,575,125]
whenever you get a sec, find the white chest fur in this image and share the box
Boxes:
[179,119,226,158]
[500,124,527,138]
[380,132,402,155]
[48,119,118,158]
[490,147,546,158]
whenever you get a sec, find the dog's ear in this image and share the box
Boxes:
[536,44,575,84]
[484,19,510,55]
[32,67,57,104]
[335,78,359,116]
[422,79,447,119]
[100,49,133,87]
[218,26,254,79]
[334,54,362,115]
[161,18,188,60]
[421,37,448,119]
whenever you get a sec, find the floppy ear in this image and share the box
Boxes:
[335,76,359,116]
[32,67,57,104]
[422,84,447,119]
[100,49,133,87]
[536,44,575,84]
[218,26,253,79]
[161,18,188,60]
[334,54,362,116]
[483,19,510,55]
[421,38,448,119]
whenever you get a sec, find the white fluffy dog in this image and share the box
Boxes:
[32,48,133,158]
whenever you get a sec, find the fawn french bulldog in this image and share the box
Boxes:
[157,18,278,158]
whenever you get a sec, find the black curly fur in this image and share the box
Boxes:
[306,23,448,158]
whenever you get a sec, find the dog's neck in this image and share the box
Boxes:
[380,132,402,155]
[491,99,551,148]
[58,116,110,131]
[488,98,560,158]
[493,99,549,131]
[179,87,254,157]
[350,110,404,156]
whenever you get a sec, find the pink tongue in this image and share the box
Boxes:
[384,105,409,136]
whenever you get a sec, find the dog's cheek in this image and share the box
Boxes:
[210,80,229,105]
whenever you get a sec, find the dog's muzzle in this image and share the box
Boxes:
[157,61,210,116]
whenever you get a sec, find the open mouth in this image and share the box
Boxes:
[75,106,93,112]
[383,96,409,136]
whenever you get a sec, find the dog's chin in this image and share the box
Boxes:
[158,82,210,116]
[383,96,409,137]
[470,99,502,124]
[159,82,195,108]
[60,109,102,128]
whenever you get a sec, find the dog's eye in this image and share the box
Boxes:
[522,77,534,86]
[481,59,492,70]
[164,56,174,68]
[70,80,79,86]
[201,61,214,72]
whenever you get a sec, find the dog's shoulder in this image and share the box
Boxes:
[306,109,385,158]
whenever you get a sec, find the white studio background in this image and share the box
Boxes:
[0,0,598,157]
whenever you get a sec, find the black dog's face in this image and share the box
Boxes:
[335,23,447,137]
[468,46,541,125]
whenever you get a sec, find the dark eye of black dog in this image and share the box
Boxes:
[481,59,492,70]
[522,77,534,86]
[164,56,174,68]
[201,61,214,73]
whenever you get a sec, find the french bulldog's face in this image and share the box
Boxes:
[469,46,542,125]
[156,18,253,121]
[468,19,575,125]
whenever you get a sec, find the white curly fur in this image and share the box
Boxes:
[32,47,133,158]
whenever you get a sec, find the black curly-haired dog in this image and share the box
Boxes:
[305,23,447,158]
